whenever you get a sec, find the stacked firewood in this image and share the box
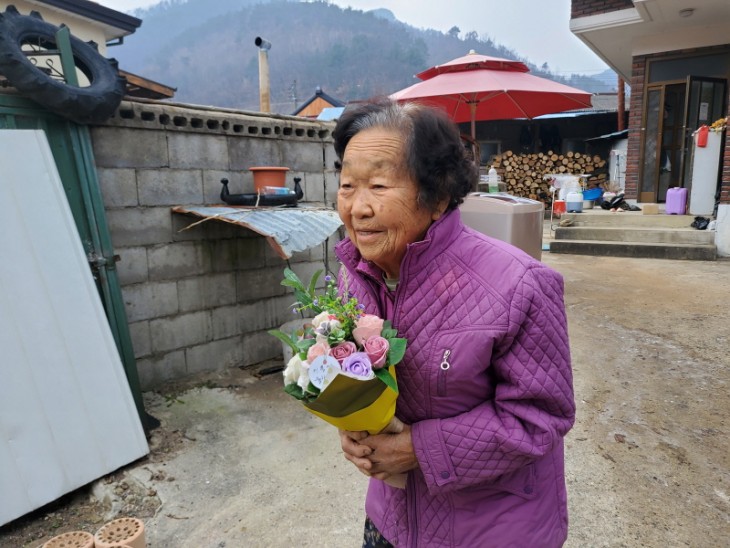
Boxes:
[489,150,608,201]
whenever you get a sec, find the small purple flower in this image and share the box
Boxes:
[313,298,319,306]
[357,303,366,310]
[291,308,298,314]
[325,275,333,282]
[341,352,373,378]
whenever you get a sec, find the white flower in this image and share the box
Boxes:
[315,319,342,339]
[283,354,306,386]
[297,365,311,392]
[312,311,330,329]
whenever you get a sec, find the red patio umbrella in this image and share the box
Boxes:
[391,51,593,140]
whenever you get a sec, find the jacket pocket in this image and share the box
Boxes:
[427,329,498,414]
[451,462,538,511]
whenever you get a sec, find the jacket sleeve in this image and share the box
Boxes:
[410,264,575,494]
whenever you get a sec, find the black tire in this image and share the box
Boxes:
[0,6,126,124]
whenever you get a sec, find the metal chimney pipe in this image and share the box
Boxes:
[255,36,271,113]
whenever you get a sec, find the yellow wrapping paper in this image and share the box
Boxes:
[302,366,398,434]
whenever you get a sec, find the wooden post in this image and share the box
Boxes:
[617,76,625,132]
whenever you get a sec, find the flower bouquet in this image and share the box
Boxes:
[269,268,407,436]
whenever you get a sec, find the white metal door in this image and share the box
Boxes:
[0,130,148,526]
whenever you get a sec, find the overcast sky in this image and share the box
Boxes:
[97,0,609,75]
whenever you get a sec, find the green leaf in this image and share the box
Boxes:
[383,320,393,330]
[280,279,300,289]
[387,338,407,366]
[308,270,323,295]
[296,338,316,353]
[374,368,399,394]
[268,329,299,354]
[293,288,312,308]
[306,382,321,397]
[284,268,307,292]
[284,383,305,400]
[381,327,397,339]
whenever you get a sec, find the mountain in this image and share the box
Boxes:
[114,0,611,113]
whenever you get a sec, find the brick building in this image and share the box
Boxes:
[570,0,730,255]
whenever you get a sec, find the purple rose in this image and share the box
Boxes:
[330,341,357,365]
[341,352,373,378]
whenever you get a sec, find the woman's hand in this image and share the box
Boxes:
[359,424,418,481]
[339,429,374,477]
[340,423,419,482]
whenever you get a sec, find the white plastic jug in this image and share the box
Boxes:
[566,190,583,213]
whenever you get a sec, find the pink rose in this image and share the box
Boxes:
[352,314,384,345]
[306,341,330,363]
[363,336,389,369]
[330,341,357,365]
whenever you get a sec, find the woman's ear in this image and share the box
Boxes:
[431,199,450,221]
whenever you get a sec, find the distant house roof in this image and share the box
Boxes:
[293,87,345,118]
[31,0,142,37]
[589,93,627,111]
[533,93,628,120]
[316,107,345,121]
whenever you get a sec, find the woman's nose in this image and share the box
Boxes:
[350,190,373,218]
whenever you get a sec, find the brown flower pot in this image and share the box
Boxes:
[94,517,146,548]
[42,531,94,548]
[249,166,289,193]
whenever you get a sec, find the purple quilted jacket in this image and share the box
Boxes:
[335,209,575,547]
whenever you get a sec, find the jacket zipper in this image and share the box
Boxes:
[437,349,451,396]
[408,473,418,548]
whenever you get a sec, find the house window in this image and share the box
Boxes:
[649,52,730,83]
[479,141,501,166]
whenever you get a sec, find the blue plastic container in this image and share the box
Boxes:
[583,188,603,201]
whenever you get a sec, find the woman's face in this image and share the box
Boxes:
[337,127,443,279]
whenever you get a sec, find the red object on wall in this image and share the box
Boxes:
[696,125,709,147]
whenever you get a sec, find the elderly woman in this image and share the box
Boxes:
[332,98,575,548]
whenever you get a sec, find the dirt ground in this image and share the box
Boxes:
[1,253,728,547]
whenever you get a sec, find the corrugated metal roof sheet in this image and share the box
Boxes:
[585,129,629,142]
[317,107,345,121]
[172,205,343,259]
[534,109,617,120]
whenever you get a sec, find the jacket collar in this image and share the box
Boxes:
[335,208,464,281]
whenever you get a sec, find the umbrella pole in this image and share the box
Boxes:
[470,103,477,142]
[470,104,480,169]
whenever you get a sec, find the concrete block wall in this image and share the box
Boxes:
[91,100,342,389]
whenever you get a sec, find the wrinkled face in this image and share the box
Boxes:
[337,127,443,279]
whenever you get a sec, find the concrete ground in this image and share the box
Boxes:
[3,240,729,547]
[121,249,730,547]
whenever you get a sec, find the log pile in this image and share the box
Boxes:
[490,150,608,202]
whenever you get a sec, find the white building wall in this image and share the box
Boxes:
[715,203,730,257]
[0,1,111,55]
